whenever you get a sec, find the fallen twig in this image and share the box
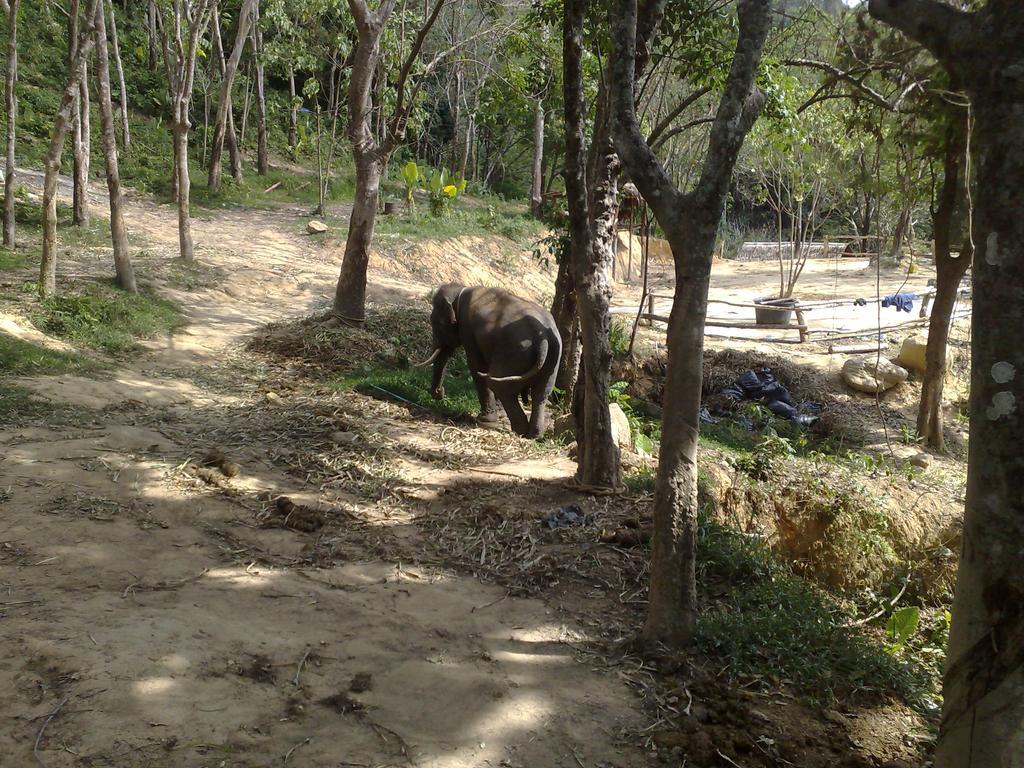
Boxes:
[293,648,312,687]
[33,696,69,767]
[283,737,310,764]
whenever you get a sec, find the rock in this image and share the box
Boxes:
[265,391,282,403]
[841,357,909,393]
[609,402,632,451]
[330,430,358,445]
[553,413,575,438]
[909,452,932,470]
[556,406,630,451]
[306,219,329,235]
[897,334,928,374]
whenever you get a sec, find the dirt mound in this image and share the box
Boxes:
[247,301,433,373]
[371,235,554,301]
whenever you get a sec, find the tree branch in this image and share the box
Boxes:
[646,86,712,147]
[386,0,448,142]
[691,0,770,210]
[867,0,973,69]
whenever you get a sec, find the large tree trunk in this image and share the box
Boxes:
[3,0,17,249]
[332,156,382,321]
[918,115,972,451]
[207,0,254,192]
[611,0,770,647]
[563,0,620,490]
[530,99,544,217]
[868,2,1024,765]
[92,0,134,291]
[251,3,268,175]
[106,0,129,150]
[41,0,100,297]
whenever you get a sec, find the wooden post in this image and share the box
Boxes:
[794,306,807,343]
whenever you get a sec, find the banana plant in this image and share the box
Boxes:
[400,161,420,215]
[426,168,463,217]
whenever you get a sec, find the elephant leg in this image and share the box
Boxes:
[494,389,530,437]
[474,374,499,423]
[526,383,549,439]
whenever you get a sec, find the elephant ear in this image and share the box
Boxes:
[446,298,457,326]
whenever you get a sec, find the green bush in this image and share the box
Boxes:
[32,281,184,356]
[696,513,932,706]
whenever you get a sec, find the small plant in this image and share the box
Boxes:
[426,168,464,217]
[735,429,795,480]
[400,161,420,215]
[885,606,921,656]
[608,318,631,358]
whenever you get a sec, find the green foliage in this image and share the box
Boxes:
[696,514,932,706]
[32,282,184,357]
[624,465,656,495]
[885,606,921,655]
[0,334,98,377]
[425,168,465,217]
[608,318,631,359]
[401,161,421,212]
[734,428,796,480]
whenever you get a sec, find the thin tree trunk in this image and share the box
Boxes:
[106,0,129,150]
[173,122,193,260]
[611,0,770,647]
[530,99,544,216]
[251,3,268,175]
[550,255,580,393]
[208,0,254,192]
[3,0,18,249]
[41,0,100,297]
[92,0,134,291]
[147,0,158,70]
[287,67,298,150]
[332,156,382,320]
[918,114,972,451]
[69,1,90,227]
[240,58,252,146]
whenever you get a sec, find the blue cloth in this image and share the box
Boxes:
[882,293,916,313]
[715,367,820,427]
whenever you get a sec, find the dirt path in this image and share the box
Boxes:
[1,186,647,766]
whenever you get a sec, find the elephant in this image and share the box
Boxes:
[415,284,562,438]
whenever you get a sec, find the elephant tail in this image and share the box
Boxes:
[484,337,549,384]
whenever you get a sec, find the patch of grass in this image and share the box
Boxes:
[333,355,480,419]
[31,281,184,356]
[696,513,934,707]
[0,249,30,272]
[0,333,98,376]
[374,204,544,246]
[624,465,656,495]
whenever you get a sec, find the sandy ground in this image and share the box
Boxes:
[1,183,647,767]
